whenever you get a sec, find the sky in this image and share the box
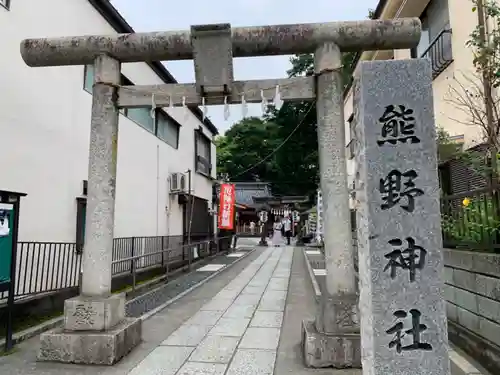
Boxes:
[111,0,377,134]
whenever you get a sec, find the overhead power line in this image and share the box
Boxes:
[230,103,315,180]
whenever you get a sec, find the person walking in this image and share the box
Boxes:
[249,220,256,235]
[272,217,284,247]
[284,215,292,245]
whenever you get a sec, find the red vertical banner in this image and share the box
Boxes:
[218,184,235,230]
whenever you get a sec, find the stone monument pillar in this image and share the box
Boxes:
[38,55,142,365]
[302,42,361,368]
[354,59,450,374]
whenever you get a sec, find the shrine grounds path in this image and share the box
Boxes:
[0,239,489,375]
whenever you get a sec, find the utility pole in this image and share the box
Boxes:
[21,19,421,367]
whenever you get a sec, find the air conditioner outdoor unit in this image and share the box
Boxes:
[169,173,186,194]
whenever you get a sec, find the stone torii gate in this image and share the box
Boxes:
[20,19,421,366]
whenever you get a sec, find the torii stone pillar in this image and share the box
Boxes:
[37,54,142,365]
[20,19,421,367]
[301,41,362,368]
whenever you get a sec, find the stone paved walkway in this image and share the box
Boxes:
[0,243,361,375]
[127,246,292,375]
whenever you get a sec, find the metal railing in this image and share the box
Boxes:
[112,236,231,289]
[419,28,453,79]
[441,186,500,251]
[2,242,82,300]
[0,235,231,302]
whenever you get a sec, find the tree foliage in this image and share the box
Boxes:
[215,117,280,181]
[437,127,462,163]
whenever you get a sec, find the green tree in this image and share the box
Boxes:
[286,52,357,90]
[215,117,280,181]
[436,127,462,163]
[263,101,319,198]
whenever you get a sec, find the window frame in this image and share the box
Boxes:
[194,129,212,177]
[346,113,355,160]
[126,107,156,134]
[411,0,453,78]
[0,0,10,10]
[155,109,180,149]
[84,65,185,146]
[83,65,131,116]
[75,197,87,254]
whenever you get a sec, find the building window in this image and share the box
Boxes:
[0,0,10,10]
[347,113,355,160]
[127,108,155,133]
[75,198,87,253]
[156,110,180,149]
[83,65,94,92]
[414,0,453,78]
[83,65,130,115]
[195,130,211,176]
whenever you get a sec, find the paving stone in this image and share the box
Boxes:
[266,278,288,291]
[257,268,275,275]
[200,298,234,312]
[223,304,257,319]
[177,362,228,375]
[248,279,269,287]
[128,346,194,375]
[189,335,240,363]
[262,290,287,301]
[250,311,283,328]
[197,264,226,272]
[161,324,211,346]
[258,298,285,312]
[226,349,277,375]
[258,290,287,311]
[221,285,245,293]
[209,317,250,337]
[185,310,224,327]
[272,270,290,278]
[239,327,281,350]
[215,289,240,300]
[233,294,261,305]
[241,286,266,295]
[223,284,251,292]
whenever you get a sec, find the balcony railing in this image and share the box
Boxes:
[419,28,453,79]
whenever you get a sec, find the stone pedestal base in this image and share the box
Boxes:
[38,318,142,365]
[63,294,125,331]
[302,320,361,368]
[38,294,142,365]
[315,294,359,334]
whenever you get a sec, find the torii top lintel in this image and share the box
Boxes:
[20,19,421,67]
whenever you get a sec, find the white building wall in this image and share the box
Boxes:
[0,0,216,242]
